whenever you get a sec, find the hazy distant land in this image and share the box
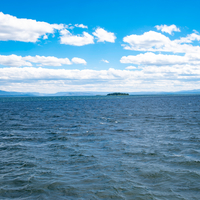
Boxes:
[1,89,200,97]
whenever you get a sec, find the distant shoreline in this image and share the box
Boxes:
[1,89,200,97]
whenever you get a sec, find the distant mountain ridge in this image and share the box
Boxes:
[0,90,36,97]
[0,90,200,97]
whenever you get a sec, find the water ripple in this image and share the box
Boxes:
[0,95,200,199]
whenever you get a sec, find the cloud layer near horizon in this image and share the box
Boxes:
[0,66,200,93]
[120,52,200,66]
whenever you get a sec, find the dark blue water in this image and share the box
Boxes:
[0,95,200,199]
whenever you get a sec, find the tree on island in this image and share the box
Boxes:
[107,92,129,96]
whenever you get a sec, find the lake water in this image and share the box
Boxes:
[0,95,200,199]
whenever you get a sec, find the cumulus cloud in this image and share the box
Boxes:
[0,54,32,67]
[74,24,88,29]
[0,54,87,67]
[101,59,109,63]
[175,33,200,44]
[0,12,117,46]
[93,28,116,43]
[60,29,94,46]
[0,12,64,42]
[122,30,200,53]
[155,24,180,35]
[120,27,200,92]
[71,57,87,65]
[123,31,171,51]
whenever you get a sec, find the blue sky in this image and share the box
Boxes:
[0,0,200,93]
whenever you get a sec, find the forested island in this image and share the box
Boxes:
[107,93,129,96]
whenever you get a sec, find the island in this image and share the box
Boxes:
[107,92,129,96]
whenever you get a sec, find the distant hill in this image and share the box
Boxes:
[0,90,108,97]
[0,90,36,97]
[176,89,200,94]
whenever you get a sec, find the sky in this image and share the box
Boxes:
[0,0,200,93]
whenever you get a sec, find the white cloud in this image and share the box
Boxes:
[119,27,200,93]
[68,25,74,30]
[93,28,116,43]
[101,59,109,63]
[24,55,72,66]
[175,33,200,44]
[0,12,64,42]
[60,29,94,46]
[0,54,87,67]
[155,24,180,35]
[123,31,171,51]
[122,30,200,53]
[122,28,200,69]
[125,66,137,69]
[0,55,32,67]
[120,52,200,66]
[0,12,117,46]
[71,57,87,65]
[43,34,48,40]
[0,67,131,82]
[75,24,88,29]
